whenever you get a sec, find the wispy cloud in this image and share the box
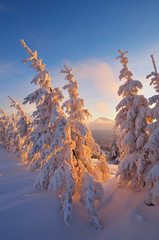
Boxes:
[61,58,121,120]
[64,58,120,98]
[0,3,6,10]
[94,101,110,114]
[0,58,120,119]
[0,62,22,79]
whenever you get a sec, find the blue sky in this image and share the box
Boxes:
[1,0,159,120]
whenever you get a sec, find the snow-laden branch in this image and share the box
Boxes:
[20,39,37,58]
[0,107,7,117]
[146,55,159,93]
[20,39,52,91]
[8,96,24,115]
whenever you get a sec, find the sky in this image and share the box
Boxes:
[1,0,159,120]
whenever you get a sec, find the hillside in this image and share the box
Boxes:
[1,148,159,240]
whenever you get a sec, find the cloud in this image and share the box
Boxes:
[94,101,110,114]
[65,58,120,97]
[0,4,6,10]
[58,58,121,120]
[0,62,22,79]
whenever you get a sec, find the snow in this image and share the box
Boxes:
[107,162,118,178]
[147,162,159,181]
[1,148,159,240]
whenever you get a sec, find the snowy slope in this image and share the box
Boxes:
[0,148,159,240]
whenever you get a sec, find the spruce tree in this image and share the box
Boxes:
[61,65,110,182]
[8,96,32,160]
[61,65,110,228]
[34,65,110,230]
[144,55,159,205]
[116,49,151,188]
[20,39,58,170]
[2,111,18,151]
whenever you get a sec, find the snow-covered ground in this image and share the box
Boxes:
[0,148,159,240]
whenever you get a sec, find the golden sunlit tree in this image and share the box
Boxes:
[34,65,110,230]
[20,40,109,229]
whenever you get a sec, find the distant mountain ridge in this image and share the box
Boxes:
[88,117,114,130]
[87,117,114,146]
[95,117,114,124]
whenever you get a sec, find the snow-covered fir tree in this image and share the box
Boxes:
[4,112,18,151]
[20,39,103,228]
[21,39,79,226]
[60,65,110,228]
[0,107,21,152]
[34,65,110,230]
[20,39,59,170]
[144,55,159,205]
[61,65,110,182]
[8,96,32,160]
[115,49,151,188]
